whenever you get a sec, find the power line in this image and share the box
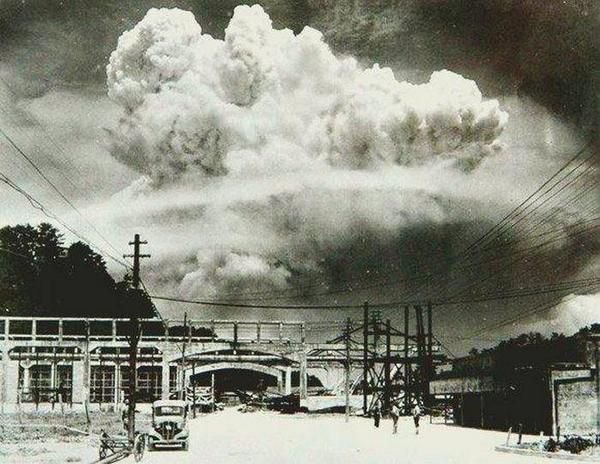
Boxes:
[0,125,125,259]
[0,75,90,192]
[173,141,598,304]
[149,275,600,310]
[416,143,598,302]
[149,295,364,310]
[436,277,600,305]
[0,170,131,270]
[0,246,31,260]
[433,334,456,359]
[463,285,600,342]
[442,223,600,303]
[455,140,595,260]
[138,278,167,326]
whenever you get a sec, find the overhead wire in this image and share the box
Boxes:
[0,245,31,260]
[0,169,131,270]
[452,140,595,260]
[414,142,598,302]
[147,275,600,310]
[0,125,125,258]
[167,141,598,304]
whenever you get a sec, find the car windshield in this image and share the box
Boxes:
[155,406,184,416]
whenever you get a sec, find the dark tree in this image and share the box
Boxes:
[0,223,64,315]
[0,222,157,318]
[115,277,155,319]
[53,242,119,317]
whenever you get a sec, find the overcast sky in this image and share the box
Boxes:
[0,1,598,354]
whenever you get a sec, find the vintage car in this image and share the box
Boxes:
[146,399,190,451]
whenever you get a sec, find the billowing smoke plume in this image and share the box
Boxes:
[107,5,507,184]
[517,292,600,337]
[105,5,513,300]
[100,3,600,323]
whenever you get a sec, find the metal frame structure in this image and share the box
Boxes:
[1,311,444,416]
[305,302,444,417]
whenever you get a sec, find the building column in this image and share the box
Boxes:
[1,339,10,410]
[50,362,56,391]
[161,361,170,400]
[549,370,557,438]
[4,359,19,404]
[285,365,292,395]
[299,352,308,400]
[22,365,31,393]
[176,365,184,395]
[72,360,85,403]
[113,363,120,410]
[0,350,4,411]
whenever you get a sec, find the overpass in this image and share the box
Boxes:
[0,311,443,413]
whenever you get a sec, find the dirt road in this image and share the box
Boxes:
[125,408,551,464]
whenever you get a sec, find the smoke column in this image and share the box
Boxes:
[106,5,512,300]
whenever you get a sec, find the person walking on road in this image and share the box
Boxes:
[372,399,381,428]
[390,401,400,434]
[412,404,421,435]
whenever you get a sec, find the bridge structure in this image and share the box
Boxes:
[0,306,444,414]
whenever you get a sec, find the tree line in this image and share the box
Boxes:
[444,324,600,380]
[0,223,154,318]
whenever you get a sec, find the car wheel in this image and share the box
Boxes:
[183,440,189,451]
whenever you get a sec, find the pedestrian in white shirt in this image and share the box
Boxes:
[390,401,401,434]
[412,404,421,435]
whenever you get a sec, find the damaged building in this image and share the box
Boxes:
[430,331,599,437]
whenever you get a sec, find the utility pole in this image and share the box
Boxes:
[384,319,391,414]
[427,302,433,408]
[404,306,410,415]
[123,234,150,443]
[362,302,369,416]
[180,312,187,401]
[595,336,599,438]
[345,318,351,423]
[192,358,196,419]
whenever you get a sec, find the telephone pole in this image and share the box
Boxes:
[123,234,150,443]
[344,318,351,423]
[180,312,187,401]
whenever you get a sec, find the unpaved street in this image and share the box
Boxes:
[125,408,551,464]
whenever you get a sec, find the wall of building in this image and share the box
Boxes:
[435,371,553,434]
[553,368,597,436]
[430,376,495,395]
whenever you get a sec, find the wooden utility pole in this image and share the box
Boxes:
[415,305,426,405]
[345,318,351,423]
[84,320,91,430]
[192,358,196,419]
[426,303,433,408]
[595,336,599,438]
[384,319,391,414]
[180,312,187,401]
[123,234,150,443]
[404,306,410,414]
[211,373,216,413]
[362,302,369,416]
